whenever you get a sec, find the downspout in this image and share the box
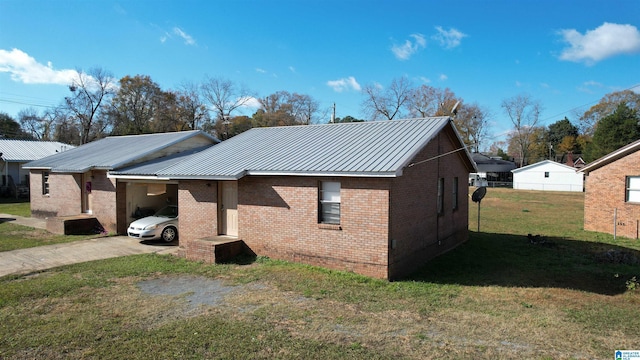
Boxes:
[437,133,441,246]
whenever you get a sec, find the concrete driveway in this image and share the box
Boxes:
[0,214,178,277]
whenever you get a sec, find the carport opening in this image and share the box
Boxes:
[125,182,178,225]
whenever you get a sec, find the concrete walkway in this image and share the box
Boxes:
[0,214,178,277]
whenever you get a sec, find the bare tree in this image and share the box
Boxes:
[200,76,256,121]
[289,93,321,125]
[361,77,413,120]
[454,103,490,152]
[176,81,209,130]
[64,67,115,144]
[18,108,53,140]
[501,94,543,167]
[407,85,461,117]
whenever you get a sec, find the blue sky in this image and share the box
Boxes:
[1,0,639,147]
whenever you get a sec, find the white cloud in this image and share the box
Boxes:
[558,22,640,64]
[289,66,296,73]
[432,26,467,49]
[255,68,267,74]
[391,33,426,60]
[326,76,361,92]
[439,74,448,81]
[173,27,196,45]
[0,48,78,85]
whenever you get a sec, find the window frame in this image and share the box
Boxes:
[452,177,459,211]
[319,181,341,225]
[437,177,444,215]
[544,171,550,178]
[42,171,50,195]
[626,176,640,203]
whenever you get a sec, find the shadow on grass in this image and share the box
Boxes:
[408,232,640,296]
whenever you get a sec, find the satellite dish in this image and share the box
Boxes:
[472,186,486,203]
[472,186,487,232]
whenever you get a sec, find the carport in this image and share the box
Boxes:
[109,147,212,235]
[119,180,179,233]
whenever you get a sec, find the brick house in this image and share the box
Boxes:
[579,139,640,239]
[112,117,476,279]
[23,131,217,234]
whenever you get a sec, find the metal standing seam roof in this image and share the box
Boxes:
[23,131,218,173]
[109,145,212,177]
[153,117,459,180]
[0,139,75,162]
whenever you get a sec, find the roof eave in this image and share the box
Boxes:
[246,170,399,178]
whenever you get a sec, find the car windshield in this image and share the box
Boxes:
[154,206,178,218]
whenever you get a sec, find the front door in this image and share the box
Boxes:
[219,181,238,236]
[82,173,92,214]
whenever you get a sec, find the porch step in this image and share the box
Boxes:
[47,215,103,235]
[181,236,246,264]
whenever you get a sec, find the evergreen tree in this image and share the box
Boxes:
[584,103,640,161]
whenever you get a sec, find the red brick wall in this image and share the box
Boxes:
[30,170,81,218]
[89,171,117,233]
[389,128,470,279]
[178,177,391,278]
[584,150,640,239]
[29,170,118,233]
[178,180,218,241]
[238,176,391,278]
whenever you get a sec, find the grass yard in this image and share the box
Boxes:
[0,198,31,217]
[0,199,102,252]
[1,188,639,359]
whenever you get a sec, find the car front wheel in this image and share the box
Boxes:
[161,227,177,242]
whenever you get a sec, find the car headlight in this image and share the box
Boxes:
[145,224,158,230]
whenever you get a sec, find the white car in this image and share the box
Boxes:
[127,205,178,242]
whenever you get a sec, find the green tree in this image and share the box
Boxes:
[0,112,32,139]
[333,115,364,123]
[584,103,640,161]
[579,89,640,137]
[547,117,579,160]
[109,75,163,135]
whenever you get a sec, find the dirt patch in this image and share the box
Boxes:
[137,276,268,310]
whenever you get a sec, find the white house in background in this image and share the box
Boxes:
[511,160,584,192]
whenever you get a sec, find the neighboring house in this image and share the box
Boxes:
[579,139,640,239]
[110,117,476,280]
[0,139,74,197]
[511,160,584,192]
[469,153,516,186]
[23,131,218,233]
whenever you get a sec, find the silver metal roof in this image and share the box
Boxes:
[23,131,218,173]
[157,117,458,180]
[109,145,211,177]
[0,139,75,162]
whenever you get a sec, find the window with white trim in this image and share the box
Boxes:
[319,181,341,224]
[42,171,50,195]
[626,176,640,203]
[544,171,550,178]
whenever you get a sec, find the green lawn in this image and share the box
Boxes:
[0,199,102,252]
[0,198,31,217]
[1,189,639,359]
